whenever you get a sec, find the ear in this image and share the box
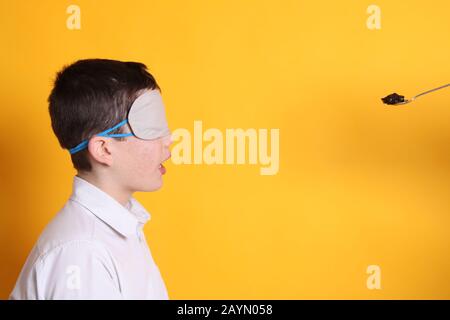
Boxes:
[87,136,114,166]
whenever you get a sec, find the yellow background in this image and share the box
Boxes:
[1,0,449,299]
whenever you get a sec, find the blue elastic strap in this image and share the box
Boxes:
[69,119,134,155]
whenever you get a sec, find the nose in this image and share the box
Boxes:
[164,134,173,147]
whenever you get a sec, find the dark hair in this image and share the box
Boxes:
[48,59,160,172]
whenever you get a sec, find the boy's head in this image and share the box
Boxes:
[48,59,172,192]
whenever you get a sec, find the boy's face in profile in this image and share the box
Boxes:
[112,133,173,193]
[81,88,173,196]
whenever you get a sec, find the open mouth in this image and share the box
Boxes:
[159,154,170,175]
[158,163,166,175]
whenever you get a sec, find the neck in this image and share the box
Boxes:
[76,171,132,207]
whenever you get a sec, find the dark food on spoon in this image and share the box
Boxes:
[381,93,405,105]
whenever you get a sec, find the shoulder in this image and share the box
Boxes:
[10,200,124,300]
[37,239,114,267]
[35,199,97,256]
[10,238,120,300]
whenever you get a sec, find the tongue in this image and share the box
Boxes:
[159,163,166,174]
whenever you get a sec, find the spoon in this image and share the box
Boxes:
[382,83,449,106]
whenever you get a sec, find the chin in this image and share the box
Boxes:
[142,179,163,192]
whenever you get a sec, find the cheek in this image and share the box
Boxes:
[132,142,161,173]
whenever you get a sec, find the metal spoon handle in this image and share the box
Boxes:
[413,83,449,100]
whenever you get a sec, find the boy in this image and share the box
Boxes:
[9,59,172,299]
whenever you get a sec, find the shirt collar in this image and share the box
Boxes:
[69,175,151,238]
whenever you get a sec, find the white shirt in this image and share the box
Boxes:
[9,176,169,300]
